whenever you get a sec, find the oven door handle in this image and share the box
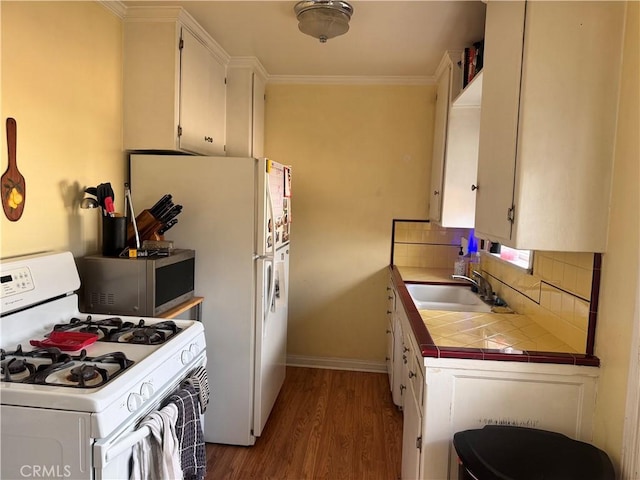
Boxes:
[94,425,151,469]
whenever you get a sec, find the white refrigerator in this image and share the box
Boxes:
[130,154,291,446]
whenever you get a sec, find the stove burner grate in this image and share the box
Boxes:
[1,358,37,381]
[0,345,134,388]
[52,317,182,344]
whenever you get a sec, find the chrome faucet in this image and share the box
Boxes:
[451,270,494,302]
[451,274,480,289]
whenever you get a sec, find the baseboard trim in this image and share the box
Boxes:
[286,355,387,373]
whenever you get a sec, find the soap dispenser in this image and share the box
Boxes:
[454,246,466,275]
[467,233,480,277]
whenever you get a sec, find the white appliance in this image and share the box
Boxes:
[0,251,208,479]
[130,155,291,446]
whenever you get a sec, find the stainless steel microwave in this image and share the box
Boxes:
[81,249,195,317]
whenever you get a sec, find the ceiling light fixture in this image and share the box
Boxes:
[294,0,354,43]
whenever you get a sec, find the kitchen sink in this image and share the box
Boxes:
[406,284,492,313]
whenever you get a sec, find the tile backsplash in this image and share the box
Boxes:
[481,252,595,354]
[391,220,597,354]
[392,220,471,268]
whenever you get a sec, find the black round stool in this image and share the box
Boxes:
[453,425,615,480]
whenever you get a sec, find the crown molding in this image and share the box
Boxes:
[98,0,126,19]
[268,75,435,86]
[227,57,269,83]
[435,50,463,78]
[104,2,441,86]
[123,6,230,65]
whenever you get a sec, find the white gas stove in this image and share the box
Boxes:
[0,251,207,480]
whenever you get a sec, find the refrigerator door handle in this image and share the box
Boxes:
[265,175,277,318]
[265,174,277,258]
[265,257,276,323]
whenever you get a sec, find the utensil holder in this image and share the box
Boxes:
[127,209,164,246]
[102,216,127,256]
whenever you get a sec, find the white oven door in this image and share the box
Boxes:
[93,355,206,479]
[1,405,93,480]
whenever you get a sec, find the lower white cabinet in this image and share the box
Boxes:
[392,315,404,407]
[401,386,422,480]
[386,286,395,392]
[421,358,599,480]
[388,273,599,480]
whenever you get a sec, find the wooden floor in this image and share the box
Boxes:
[205,367,403,480]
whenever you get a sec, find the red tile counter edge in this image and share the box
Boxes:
[390,265,600,367]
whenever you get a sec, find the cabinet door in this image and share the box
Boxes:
[392,315,404,407]
[123,21,180,152]
[474,1,525,243]
[180,28,226,156]
[440,103,480,228]
[226,67,266,158]
[428,63,451,222]
[386,284,396,391]
[512,1,623,251]
[252,73,266,158]
[401,375,423,480]
[386,317,394,390]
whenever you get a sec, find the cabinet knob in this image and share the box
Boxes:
[386,329,392,334]
[471,184,479,191]
[403,346,410,353]
[409,370,416,378]
[433,190,440,196]
[387,310,393,315]
[400,384,406,393]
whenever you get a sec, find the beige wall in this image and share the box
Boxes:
[265,84,434,364]
[592,1,640,471]
[0,1,124,259]
[1,0,637,471]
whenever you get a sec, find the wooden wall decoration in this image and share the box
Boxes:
[2,118,26,221]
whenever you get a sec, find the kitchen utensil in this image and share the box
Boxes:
[102,216,127,256]
[2,118,26,221]
[104,197,115,215]
[159,204,182,224]
[125,182,141,249]
[96,182,115,215]
[150,194,172,217]
[158,218,178,235]
[29,331,98,351]
[128,209,163,245]
[80,197,99,209]
[155,201,175,221]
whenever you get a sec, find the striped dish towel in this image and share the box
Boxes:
[168,384,206,480]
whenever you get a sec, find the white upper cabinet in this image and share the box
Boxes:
[123,7,229,155]
[225,59,268,158]
[428,56,453,223]
[429,51,481,228]
[475,1,625,252]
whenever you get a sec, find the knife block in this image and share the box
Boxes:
[127,209,164,246]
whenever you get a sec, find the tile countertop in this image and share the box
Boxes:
[391,265,600,366]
